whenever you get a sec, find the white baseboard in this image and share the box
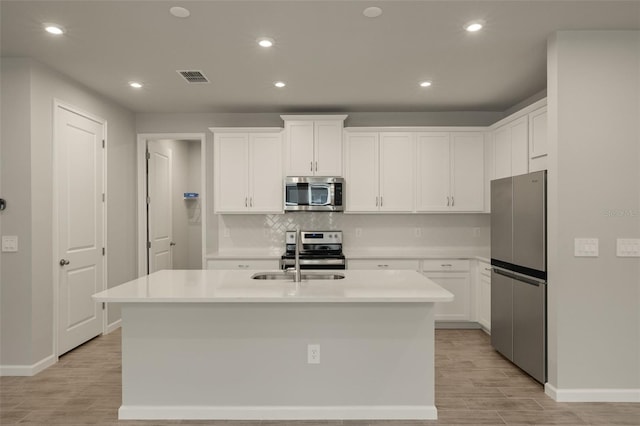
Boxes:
[119,405,438,420]
[106,319,122,334]
[435,321,481,329]
[545,383,640,402]
[0,353,57,377]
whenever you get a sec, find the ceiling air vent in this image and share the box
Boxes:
[177,70,209,83]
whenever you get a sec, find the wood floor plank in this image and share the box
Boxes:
[0,328,637,426]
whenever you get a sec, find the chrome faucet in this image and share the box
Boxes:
[293,229,302,283]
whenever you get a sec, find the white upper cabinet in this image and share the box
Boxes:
[528,106,548,172]
[344,132,415,213]
[416,132,485,212]
[213,129,283,214]
[493,115,528,180]
[282,115,347,176]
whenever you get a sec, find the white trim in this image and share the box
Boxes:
[209,127,283,133]
[345,126,489,133]
[52,99,108,359]
[136,133,207,277]
[106,318,122,334]
[545,383,640,402]
[489,98,547,130]
[118,405,438,420]
[0,354,56,377]
[280,114,348,121]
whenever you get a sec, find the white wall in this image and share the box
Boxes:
[547,31,640,398]
[0,59,136,368]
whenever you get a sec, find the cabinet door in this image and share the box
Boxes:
[249,133,283,213]
[214,134,249,212]
[207,259,279,270]
[451,132,485,211]
[285,121,314,175]
[511,116,529,176]
[379,132,414,212]
[493,126,512,179]
[344,133,379,212]
[314,120,343,176]
[529,107,547,173]
[427,272,471,321]
[416,132,450,211]
[477,266,491,330]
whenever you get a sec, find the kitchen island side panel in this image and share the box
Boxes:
[120,302,436,419]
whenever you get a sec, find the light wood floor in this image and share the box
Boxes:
[1,329,638,425]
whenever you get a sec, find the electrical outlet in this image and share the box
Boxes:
[574,238,599,257]
[307,344,320,364]
[355,228,362,238]
[1,236,18,252]
[414,227,422,238]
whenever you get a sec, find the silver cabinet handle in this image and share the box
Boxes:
[59,259,70,266]
[250,197,253,207]
[441,263,453,267]
[315,161,318,172]
[377,264,389,268]
[380,196,383,207]
[310,161,313,172]
[245,197,248,207]
[447,196,450,206]
[375,196,379,207]
[451,196,454,206]
[238,264,249,269]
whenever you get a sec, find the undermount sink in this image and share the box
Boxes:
[251,272,345,281]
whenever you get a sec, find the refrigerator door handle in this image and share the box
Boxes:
[493,267,545,286]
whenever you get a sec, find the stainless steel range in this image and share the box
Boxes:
[280,230,346,270]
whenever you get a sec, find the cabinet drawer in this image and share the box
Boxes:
[348,259,420,270]
[207,259,279,270]
[421,259,470,272]
[478,261,492,277]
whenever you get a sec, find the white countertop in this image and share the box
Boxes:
[93,269,454,303]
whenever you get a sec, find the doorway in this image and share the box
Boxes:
[137,134,206,276]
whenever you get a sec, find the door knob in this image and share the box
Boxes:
[170,242,176,246]
[59,259,70,266]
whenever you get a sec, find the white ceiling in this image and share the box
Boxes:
[2,1,639,114]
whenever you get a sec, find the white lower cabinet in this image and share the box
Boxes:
[207,259,279,270]
[477,261,492,331]
[422,259,471,321]
[347,259,420,270]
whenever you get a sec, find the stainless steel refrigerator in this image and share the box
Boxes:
[490,170,547,383]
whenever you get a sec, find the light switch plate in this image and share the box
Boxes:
[616,238,640,257]
[574,238,599,257]
[2,236,18,252]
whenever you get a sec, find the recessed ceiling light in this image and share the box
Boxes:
[274,81,286,88]
[465,21,484,32]
[419,81,432,88]
[169,6,190,18]
[363,7,383,18]
[128,81,143,89]
[43,23,65,35]
[258,37,274,48]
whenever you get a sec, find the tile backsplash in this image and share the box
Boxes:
[218,213,489,251]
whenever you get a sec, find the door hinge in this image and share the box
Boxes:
[102,193,105,202]
[147,241,151,249]
[102,247,105,256]
[102,139,105,149]
[102,302,106,310]
[146,196,151,205]
[146,151,151,160]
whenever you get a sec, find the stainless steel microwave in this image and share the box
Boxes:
[284,176,344,212]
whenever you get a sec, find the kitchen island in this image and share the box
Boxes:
[93,269,453,420]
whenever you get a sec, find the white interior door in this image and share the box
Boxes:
[56,105,105,356]
[148,143,173,273]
